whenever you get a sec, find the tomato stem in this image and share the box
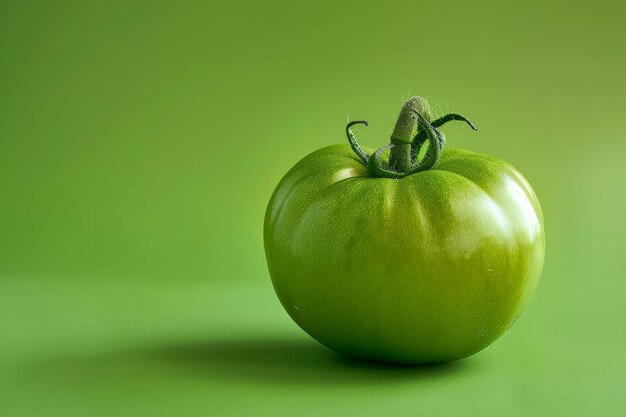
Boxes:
[345,96,478,179]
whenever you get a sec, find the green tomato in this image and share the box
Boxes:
[264,97,544,364]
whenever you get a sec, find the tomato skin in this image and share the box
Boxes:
[264,144,544,364]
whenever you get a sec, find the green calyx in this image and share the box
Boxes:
[346,96,478,179]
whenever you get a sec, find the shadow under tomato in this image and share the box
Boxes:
[157,337,469,382]
[19,336,474,389]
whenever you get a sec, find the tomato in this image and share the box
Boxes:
[264,97,544,364]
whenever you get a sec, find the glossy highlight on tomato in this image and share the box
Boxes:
[264,96,544,364]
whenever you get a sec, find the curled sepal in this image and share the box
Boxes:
[345,120,370,165]
[407,112,443,172]
[435,129,446,148]
[414,126,446,152]
[411,128,445,168]
[432,113,477,131]
[411,112,477,157]
[367,143,407,178]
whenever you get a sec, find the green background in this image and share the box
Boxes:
[1,1,624,415]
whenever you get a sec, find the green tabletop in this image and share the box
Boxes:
[1,1,625,416]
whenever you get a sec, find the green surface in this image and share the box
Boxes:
[1,1,624,416]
